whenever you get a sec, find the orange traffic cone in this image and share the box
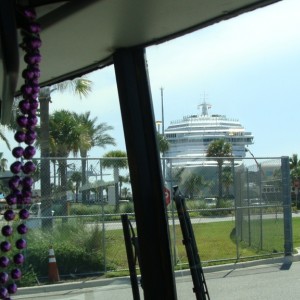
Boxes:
[48,247,60,283]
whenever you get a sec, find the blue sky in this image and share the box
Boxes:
[1,0,300,163]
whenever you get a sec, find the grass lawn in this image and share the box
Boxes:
[105,215,300,272]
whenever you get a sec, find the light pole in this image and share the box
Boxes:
[160,87,166,179]
[161,87,164,136]
[245,147,261,173]
[155,120,162,133]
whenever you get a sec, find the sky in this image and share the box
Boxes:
[1,0,300,164]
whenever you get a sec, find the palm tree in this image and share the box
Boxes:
[206,139,232,201]
[182,172,206,199]
[157,132,169,179]
[157,132,169,154]
[38,78,92,227]
[72,112,116,202]
[49,110,80,190]
[118,174,130,198]
[289,154,300,183]
[70,171,82,202]
[102,150,128,209]
[0,128,10,151]
[222,166,234,197]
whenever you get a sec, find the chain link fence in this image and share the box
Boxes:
[19,156,293,281]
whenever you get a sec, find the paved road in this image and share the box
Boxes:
[91,212,300,231]
[15,258,300,300]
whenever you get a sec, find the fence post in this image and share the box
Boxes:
[246,168,251,246]
[234,191,240,260]
[281,156,293,256]
[169,159,178,267]
[259,163,263,250]
[101,203,107,272]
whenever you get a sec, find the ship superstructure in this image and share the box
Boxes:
[164,102,253,165]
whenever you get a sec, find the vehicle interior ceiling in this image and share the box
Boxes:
[0,0,280,125]
[0,0,281,298]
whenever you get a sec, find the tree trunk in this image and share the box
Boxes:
[39,92,53,229]
[81,150,87,203]
[58,159,68,222]
[114,167,119,211]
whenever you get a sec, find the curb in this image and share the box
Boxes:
[18,254,300,296]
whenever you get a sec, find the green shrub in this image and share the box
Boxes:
[19,264,40,287]
[25,224,108,281]
[119,202,134,214]
[70,205,100,215]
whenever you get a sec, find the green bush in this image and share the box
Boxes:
[70,204,101,215]
[25,223,108,282]
[19,264,40,287]
[119,202,134,214]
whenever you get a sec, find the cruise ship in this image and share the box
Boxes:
[164,102,254,167]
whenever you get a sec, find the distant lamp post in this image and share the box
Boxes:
[156,120,162,133]
[161,87,164,136]
[245,147,259,170]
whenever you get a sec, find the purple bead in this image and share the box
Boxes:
[25,130,37,145]
[23,8,37,19]
[10,161,23,174]
[5,194,17,206]
[30,93,39,100]
[13,253,25,265]
[0,241,11,252]
[24,52,41,64]
[3,210,15,221]
[27,37,42,50]
[27,115,38,127]
[8,175,21,189]
[32,67,41,78]
[11,268,22,280]
[30,99,39,109]
[14,131,26,143]
[17,224,28,235]
[7,283,17,294]
[19,209,30,220]
[21,196,31,205]
[13,189,22,197]
[29,22,41,34]
[1,225,13,237]
[22,188,32,197]
[0,287,8,299]
[19,100,31,114]
[22,68,34,80]
[0,256,10,268]
[17,115,28,128]
[22,161,36,174]
[12,146,24,158]
[16,239,27,250]
[0,272,8,284]
[24,197,32,205]
[29,108,37,115]
[23,146,36,159]
[21,84,32,96]
[32,84,40,94]
[22,176,34,188]
[16,194,24,205]
[17,193,25,205]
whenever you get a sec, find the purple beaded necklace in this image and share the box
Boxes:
[0,7,41,299]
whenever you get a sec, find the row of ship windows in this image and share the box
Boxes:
[166,136,253,143]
